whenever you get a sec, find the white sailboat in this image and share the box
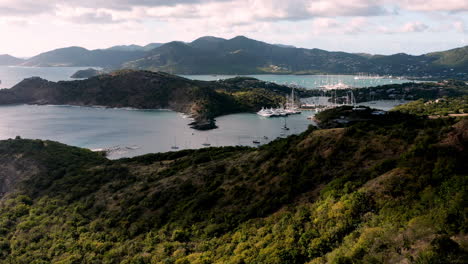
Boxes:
[202,137,211,147]
[171,136,179,150]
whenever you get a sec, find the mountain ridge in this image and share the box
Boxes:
[7,36,467,79]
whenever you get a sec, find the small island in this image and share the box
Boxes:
[70,68,103,79]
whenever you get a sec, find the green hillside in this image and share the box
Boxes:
[428,46,468,67]
[0,101,466,263]
[15,36,468,79]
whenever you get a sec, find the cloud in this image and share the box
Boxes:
[0,0,53,15]
[401,21,429,32]
[453,21,467,33]
[68,12,122,24]
[378,21,429,34]
[396,0,468,12]
[0,0,466,27]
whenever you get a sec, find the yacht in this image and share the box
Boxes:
[257,107,274,117]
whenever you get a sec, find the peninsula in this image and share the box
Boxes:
[0,70,292,130]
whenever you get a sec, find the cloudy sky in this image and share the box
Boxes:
[0,0,467,57]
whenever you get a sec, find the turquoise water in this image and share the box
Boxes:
[182,74,413,89]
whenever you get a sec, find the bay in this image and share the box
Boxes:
[0,104,315,159]
[0,66,410,159]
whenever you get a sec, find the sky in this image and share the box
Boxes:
[0,0,467,57]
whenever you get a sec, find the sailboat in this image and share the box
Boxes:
[202,137,211,147]
[171,136,179,150]
[282,118,290,130]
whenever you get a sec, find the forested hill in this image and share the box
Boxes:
[5,36,468,79]
[0,104,466,263]
[123,36,468,79]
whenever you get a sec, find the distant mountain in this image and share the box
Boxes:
[107,44,145,52]
[142,43,164,51]
[427,46,468,68]
[0,54,25,65]
[123,36,468,79]
[107,43,163,52]
[21,47,146,68]
[274,43,296,48]
[16,36,468,79]
[124,36,374,74]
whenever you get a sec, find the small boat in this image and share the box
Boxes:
[171,137,179,150]
[202,137,211,147]
[252,140,261,144]
[282,118,290,130]
[263,136,269,140]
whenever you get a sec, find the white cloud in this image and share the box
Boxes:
[396,0,468,12]
[453,21,467,33]
[378,21,429,34]
[401,21,429,32]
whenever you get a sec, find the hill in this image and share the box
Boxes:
[123,36,374,75]
[107,43,164,52]
[0,105,466,263]
[20,47,146,68]
[124,36,468,79]
[0,70,291,129]
[70,68,104,79]
[16,36,468,79]
[0,54,24,66]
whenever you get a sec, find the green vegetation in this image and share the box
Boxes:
[0,71,292,130]
[328,79,468,103]
[123,36,468,79]
[393,96,468,117]
[0,102,467,263]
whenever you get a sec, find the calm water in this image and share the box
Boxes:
[182,74,413,89]
[0,67,409,159]
[0,66,411,89]
[0,100,407,159]
[0,66,96,88]
[0,105,315,159]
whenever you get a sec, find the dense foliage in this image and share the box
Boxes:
[326,80,468,103]
[0,103,467,263]
[0,71,294,130]
[393,96,468,117]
